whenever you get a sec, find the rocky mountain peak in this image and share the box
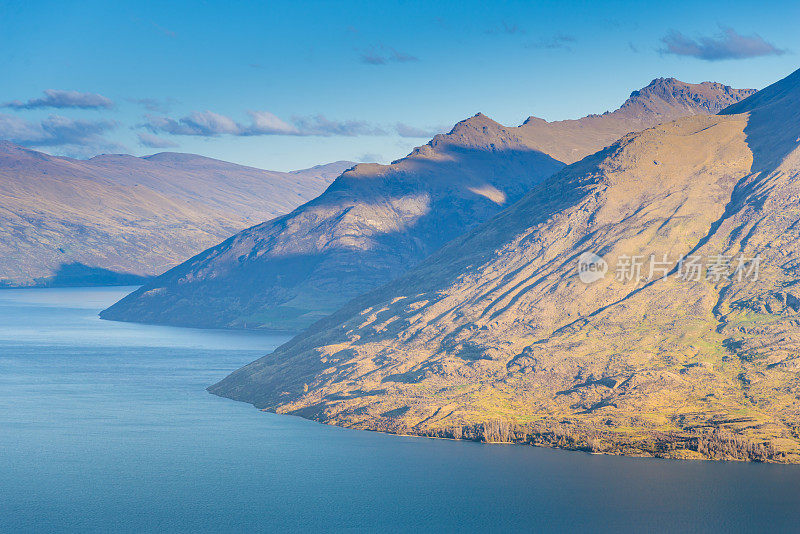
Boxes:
[620,77,757,117]
[447,112,503,135]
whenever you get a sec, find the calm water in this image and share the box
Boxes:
[2,288,800,533]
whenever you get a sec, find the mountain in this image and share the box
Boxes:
[209,68,800,462]
[516,78,756,164]
[0,142,352,286]
[102,78,755,331]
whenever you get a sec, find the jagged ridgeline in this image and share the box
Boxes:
[102,78,755,330]
[210,68,800,462]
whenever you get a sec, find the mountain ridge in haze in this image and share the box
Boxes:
[0,142,352,286]
[209,68,800,462]
[102,77,757,331]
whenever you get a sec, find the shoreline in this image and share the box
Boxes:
[210,392,800,464]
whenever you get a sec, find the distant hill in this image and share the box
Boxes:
[0,142,352,286]
[209,68,800,462]
[102,78,756,331]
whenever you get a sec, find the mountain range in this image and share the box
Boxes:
[209,67,800,462]
[101,78,756,330]
[0,143,351,286]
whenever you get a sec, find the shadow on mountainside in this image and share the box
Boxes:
[1,263,151,288]
[101,145,566,330]
[720,67,800,174]
[205,146,615,407]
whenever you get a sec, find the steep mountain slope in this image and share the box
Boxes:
[102,78,755,331]
[518,78,755,164]
[0,143,351,286]
[210,68,800,462]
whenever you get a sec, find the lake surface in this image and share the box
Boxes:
[2,287,800,533]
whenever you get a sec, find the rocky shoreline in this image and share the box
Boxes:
[248,408,796,463]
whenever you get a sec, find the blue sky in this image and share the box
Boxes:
[1,0,798,170]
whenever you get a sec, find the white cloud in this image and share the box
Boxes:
[4,90,114,110]
[660,27,786,61]
[137,132,179,148]
[0,113,119,149]
[143,110,386,137]
[246,111,299,135]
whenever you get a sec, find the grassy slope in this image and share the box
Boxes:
[210,69,800,462]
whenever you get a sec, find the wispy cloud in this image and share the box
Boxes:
[659,27,786,61]
[395,123,448,138]
[248,111,301,135]
[360,51,387,65]
[150,21,175,38]
[142,110,386,137]
[0,114,43,141]
[137,132,179,149]
[358,153,383,163]
[389,49,419,63]
[127,97,177,113]
[143,111,250,136]
[485,22,526,36]
[4,90,114,110]
[292,115,386,136]
[0,113,119,150]
[526,33,577,51]
[359,45,419,65]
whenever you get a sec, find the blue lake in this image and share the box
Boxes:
[2,287,800,533]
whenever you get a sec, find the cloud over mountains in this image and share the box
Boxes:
[0,92,436,152]
[127,97,177,113]
[137,132,179,148]
[142,110,387,137]
[4,90,114,110]
[0,113,118,150]
[660,27,786,61]
[395,122,448,138]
